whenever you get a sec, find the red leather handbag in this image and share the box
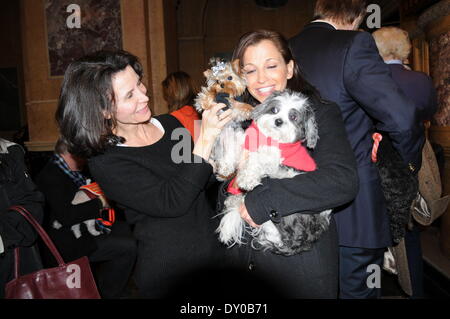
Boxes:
[5,206,101,299]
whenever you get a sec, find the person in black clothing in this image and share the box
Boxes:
[215,30,358,298]
[35,138,137,299]
[0,138,44,298]
[55,50,233,298]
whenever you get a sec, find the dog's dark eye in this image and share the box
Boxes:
[271,107,279,114]
[227,76,232,81]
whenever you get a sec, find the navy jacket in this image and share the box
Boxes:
[388,63,437,122]
[290,22,424,248]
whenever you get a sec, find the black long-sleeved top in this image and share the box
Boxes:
[89,115,215,231]
[88,115,221,297]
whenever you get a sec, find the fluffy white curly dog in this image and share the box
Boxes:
[217,90,332,256]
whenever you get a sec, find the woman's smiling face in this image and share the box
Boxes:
[242,39,294,103]
[111,65,151,128]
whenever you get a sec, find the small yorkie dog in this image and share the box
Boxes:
[195,58,253,180]
[217,90,332,256]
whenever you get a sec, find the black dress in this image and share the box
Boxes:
[89,115,224,298]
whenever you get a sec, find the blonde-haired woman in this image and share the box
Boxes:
[373,26,438,298]
[372,27,411,64]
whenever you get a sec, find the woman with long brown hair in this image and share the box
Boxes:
[217,30,358,298]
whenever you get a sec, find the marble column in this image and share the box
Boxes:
[20,0,168,151]
[418,0,450,257]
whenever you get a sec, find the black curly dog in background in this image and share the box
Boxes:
[375,133,418,244]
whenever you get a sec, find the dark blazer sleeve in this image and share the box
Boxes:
[89,154,213,218]
[244,102,359,225]
[343,32,423,167]
[0,145,44,248]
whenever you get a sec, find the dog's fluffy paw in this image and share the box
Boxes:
[216,162,237,179]
[211,126,245,179]
[253,221,283,247]
[235,146,282,191]
[255,146,283,173]
[216,194,246,246]
[235,171,261,191]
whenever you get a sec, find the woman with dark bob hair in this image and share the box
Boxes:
[56,50,232,298]
[216,30,359,298]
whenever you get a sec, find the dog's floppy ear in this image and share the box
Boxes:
[250,103,266,121]
[251,93,275,120]
[303,105,318,149]
[231,59,241,76]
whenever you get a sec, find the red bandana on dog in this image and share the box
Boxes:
[227,121,316,195]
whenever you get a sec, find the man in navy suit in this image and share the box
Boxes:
[373,26,438,298]
[289,0,424,298]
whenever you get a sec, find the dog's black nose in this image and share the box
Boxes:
[275,118,283,127]
[220,84,225,88]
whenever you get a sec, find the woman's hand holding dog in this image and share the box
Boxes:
[193,103,232,161]
[239,203,260,228]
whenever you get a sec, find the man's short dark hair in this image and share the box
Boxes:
[313,0,367,26]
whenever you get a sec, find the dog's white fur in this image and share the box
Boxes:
[217,90,331,254]
[211,124,247,180]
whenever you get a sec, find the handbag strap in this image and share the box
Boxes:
[14,247,20,278]
[9,206,65,273]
